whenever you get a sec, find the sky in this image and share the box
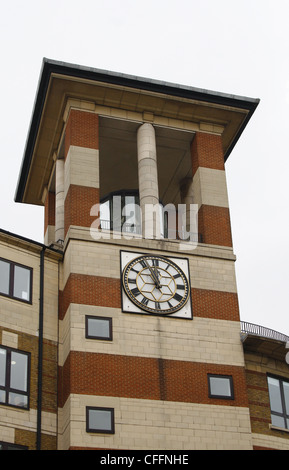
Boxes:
[0,0,288,336]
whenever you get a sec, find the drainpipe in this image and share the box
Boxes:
[36,246,45,450]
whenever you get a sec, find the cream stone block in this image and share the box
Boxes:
[189,255,237,292]
[58,304,244,367]
[192,167,229,208]
[0,407,57,439]
[44,224,55,247]
[55,159,64,242]
[1,331,18,349]
[62,239,237,294]
[64,146,99,198]
[252,432,289,450]
[58,394,253,450]
[0,242,59,341]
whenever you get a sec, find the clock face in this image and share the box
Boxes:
[121,252,191,316]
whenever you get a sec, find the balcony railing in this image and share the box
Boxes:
[99,219,203,242]
[241,321,289,343]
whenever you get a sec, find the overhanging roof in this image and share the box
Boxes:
[15,58,259,205]
[242,334,288,362]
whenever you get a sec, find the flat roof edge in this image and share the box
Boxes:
[42,57,260,108]
[15,58,260,203]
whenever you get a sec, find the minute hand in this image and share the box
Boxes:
[144,260,161,289]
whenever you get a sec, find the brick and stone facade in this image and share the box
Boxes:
[0,59,287,450]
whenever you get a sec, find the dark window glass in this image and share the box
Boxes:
[0,346,30,410]
[86,407,114,434]
[85,316,112,340]
[268,376,289,430]
[0,258,32,303]
[0,349,7,387]
[13,265,31,301]
[0,441,27,450]
[208,374,234,399]
[0,260,10,295]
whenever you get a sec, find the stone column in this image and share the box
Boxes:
[137,123,160,238]
[55,159,65,243]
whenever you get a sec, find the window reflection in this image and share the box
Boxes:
[100,191,141,234]
[0,346,29,410]
[267,376,289,430]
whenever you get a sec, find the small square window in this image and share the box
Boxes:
[86,406,114,434]
[85,316,112,340]
[208,374,234,400]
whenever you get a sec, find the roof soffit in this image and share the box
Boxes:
[17,66,258,206]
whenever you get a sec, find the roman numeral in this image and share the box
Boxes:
[152,259,159,267]
[176,284,185,290]
[155,301,161,310]
[131,287,141,296]
[141,297,149,306]
[173,273,181,279]
[173,293,183,302]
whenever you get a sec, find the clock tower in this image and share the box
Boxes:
[15,59,259,449]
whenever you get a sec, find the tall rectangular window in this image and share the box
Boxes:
[267,375,289,430]
[0,258,32,303]
[0,346,30,409]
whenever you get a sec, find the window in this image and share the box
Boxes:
[85,316,112,340]
[0,346,30,409]
[0,441,27,450]
[267,375,289,430]
[0,258,32,303]
[86,406,115,434]
[208,374,234,400]
[100,190,141,235]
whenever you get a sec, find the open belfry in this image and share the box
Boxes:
[1,59,289,450]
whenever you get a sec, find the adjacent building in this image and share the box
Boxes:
[0,59,288,450]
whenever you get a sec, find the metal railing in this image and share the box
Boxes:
[241,321,289,343]
[99,219,142,234]
[99,219,203,242]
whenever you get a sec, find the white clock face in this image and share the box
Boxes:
[121,251,192,318]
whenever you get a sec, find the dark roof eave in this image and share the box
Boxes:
[0,228,63,257]
[15,58,260,203]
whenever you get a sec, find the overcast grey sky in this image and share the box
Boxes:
[0,0,288,335]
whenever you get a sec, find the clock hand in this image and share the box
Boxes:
[143,259,161,289]
[153,266,161,287]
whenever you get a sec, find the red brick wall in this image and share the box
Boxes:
[64,109,99,158]
[58,351,249,409]
[192,288,240,321]
[191,132,232,248]
[59,274,121,320]
[191,132,224,176]
[63,109,100,236]
[59,274,240,321]
[44,191,55,234]
[198,205,232,247]
[64,184,99,237]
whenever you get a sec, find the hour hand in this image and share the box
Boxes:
[153,267,161,289]
[144,260,161,289]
